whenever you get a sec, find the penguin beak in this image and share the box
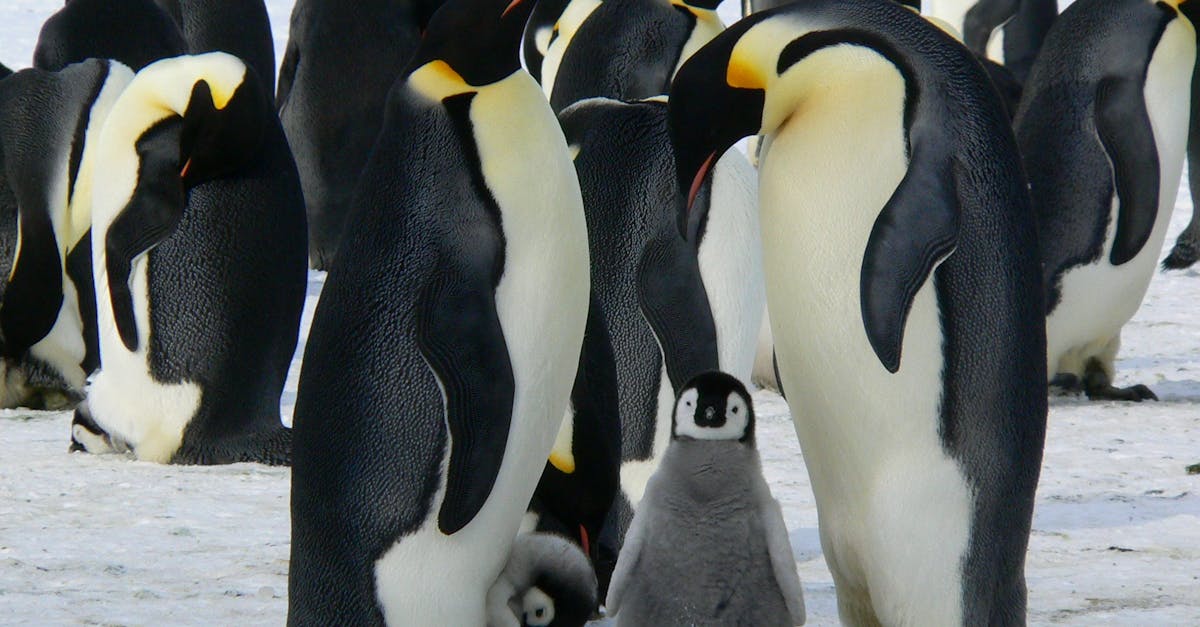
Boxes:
[668,23,766,237]
[502,0,526,18]
[178,70,267,188]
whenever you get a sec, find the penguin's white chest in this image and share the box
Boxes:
[540,0,602,99]
[373,72,590,626]
[1046,18,1195,374]
[758,51,971,621]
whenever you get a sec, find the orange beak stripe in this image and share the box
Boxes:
[502,0,524,18]
[688,152,717,211]
[180,157,193,180]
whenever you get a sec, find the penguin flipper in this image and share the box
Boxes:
[860,144,958,373]
[760,490,805,625]
[1095,75,1160,267]
[637,236,720,391]
[416,247,516,536]
[103,122,187,352]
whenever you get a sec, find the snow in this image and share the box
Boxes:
[0,1,1198,625]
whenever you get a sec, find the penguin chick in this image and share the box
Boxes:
[488,532,598,627]
[606,371,805,626]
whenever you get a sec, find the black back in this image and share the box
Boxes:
[276,0,446,270]
[999,0,1057,85]
[547,0,695,113]
[34,0,186,71]
[677,2,1047,622]
[1015,0,1177,313]
[0,63,11,80]
[146,110,307,465]
[172,0,278,91]
[0,61,113,392]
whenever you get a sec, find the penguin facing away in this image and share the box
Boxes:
[487,532,598,627]
[557,97,721,543]
[527,291,621,603]
[33,0,186,72]
[287,0,589,623]
[606,371,805,627]
[169,0,278,92]
[277,0,446,270]
[72,52,305,465]
[1016,0,1197,401]
[0,59,134,410]
[669,2,1047,624]
[538,0,726,113]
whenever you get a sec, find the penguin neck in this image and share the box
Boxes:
[663,439,757,500]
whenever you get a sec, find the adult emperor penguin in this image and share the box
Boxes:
[606,372,805,627]
[167,0,277,91]
[669,2,1047,624]
[527,293,621,600]
[558,96,761,541]
[34,0,186,72]
[487,532,598,627]
[287,0,590,623]
[0,60,134,409]
[538,0,726,113]
[72,52,305,464]
[1163,4,1200,272]
[277,0,446,270]
[1016,0,1198,401]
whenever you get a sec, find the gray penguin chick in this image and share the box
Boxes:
[606,371,805,626]
[488,531,598,627]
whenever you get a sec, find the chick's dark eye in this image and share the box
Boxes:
[732,406,739,414]
[535,608,545,618]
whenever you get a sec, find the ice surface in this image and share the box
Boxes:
[0,1,1197,625]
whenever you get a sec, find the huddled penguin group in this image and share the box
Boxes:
[1,0,1198,623]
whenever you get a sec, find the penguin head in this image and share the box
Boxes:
[406,0,538,88]
[669,1,918,217]
[492,533,598,627]
[672,371,755,444]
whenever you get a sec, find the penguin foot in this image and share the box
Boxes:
[1080,361,1157,402]
[1049,373,1083,396]
[1162,239,1199,270]
[1186,463,1200,475]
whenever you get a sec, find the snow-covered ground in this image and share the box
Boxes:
[1,1,1199,625]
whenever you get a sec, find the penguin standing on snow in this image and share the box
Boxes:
[606,372,805,627]
[277,0,446,270]
[167,0,278,91]
[1016,0,1198,401]
[0,59,133,410]
[34,0,186,72]
[71,52,306,465]
[287,0,590,623]
[537,0,726,113]
[669,2,1047,623]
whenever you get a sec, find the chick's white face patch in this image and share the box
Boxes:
[673,389,749,440]
[522,587,554,626]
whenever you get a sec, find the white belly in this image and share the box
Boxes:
[1046,18,1195,377]
[540,0,602,100]
[758,51,971,624]
[374,71,590,625]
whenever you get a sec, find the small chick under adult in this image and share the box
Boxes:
[488,532,598,627]
[606,371,805,626]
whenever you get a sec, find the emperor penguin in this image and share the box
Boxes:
[34,0,186,72]
[287,0,590,623]
[0,60,134,409]
[1163,8,1200,272]
[487,532,598,627]
[167,0,277,91]
[537,0,726,113]
[527,292,622,601]
[73,52,306,465]
[277,0,446,270]
[557,96,761,542]
[669,2,1047,624]
[606,371,806,627]
[1016,0,1198,401]
[523,0,569,83]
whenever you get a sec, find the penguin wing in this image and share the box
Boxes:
[103,121,187,352]
[759,488,805,625]
[415,242,516,536]
[637,234,720,391]
[860,140,958,373]
[962,0,1020,54]
[1094,75,1160,266]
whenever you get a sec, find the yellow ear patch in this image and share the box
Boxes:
[727,50,766,90]
[409,60,473,100]
[549,451,576,474]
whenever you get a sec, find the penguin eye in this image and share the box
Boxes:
[731,406,739,414]
[535,608,545,618]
